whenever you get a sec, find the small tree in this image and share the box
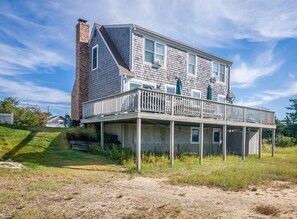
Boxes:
[0,97,50,126]
[284,99,297,139]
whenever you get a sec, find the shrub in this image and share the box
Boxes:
[66,128,97,141]
[97,144,134,164]
[275,135,296,147]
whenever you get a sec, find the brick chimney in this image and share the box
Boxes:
[71,19,90,120]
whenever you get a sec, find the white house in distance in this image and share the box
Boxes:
[71,19,276,170]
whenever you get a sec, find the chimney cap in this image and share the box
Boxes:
[78,18,87,23]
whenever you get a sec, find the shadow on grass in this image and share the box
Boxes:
[1,125,119,170]
[2,131,37,160]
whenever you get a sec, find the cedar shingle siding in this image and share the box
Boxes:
[105,27,131,69]
[88,29,121,100]
[132,33,228,100]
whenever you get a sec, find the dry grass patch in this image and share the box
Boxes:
[255,205,280,216]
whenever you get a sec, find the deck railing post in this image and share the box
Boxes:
[224,104,227,121]
[137,89,141,113]
[101,100,104,115]
[171,95,174,115]
[115,97,118,113]
[201,100,204,118]
[259,127,262,159]
[243,108,246,122]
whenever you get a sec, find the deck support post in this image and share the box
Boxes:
[272,128,275,157]
[170,121,174,168]
[242,126,246,160]
[199,123,204,164]
[136,118,142,171]
[259,127,262,159]
[100,121,104,149]
[223,125,227,161]
[121,124,125,148]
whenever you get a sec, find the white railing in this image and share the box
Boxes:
[82,89,275,126]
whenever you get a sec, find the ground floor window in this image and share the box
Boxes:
[213,128,221,143]
[191,127,200,143]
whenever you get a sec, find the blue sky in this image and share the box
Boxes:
[0,0,297,119]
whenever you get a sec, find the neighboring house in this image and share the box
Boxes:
[71,19,276,170]
[46,115,65,128]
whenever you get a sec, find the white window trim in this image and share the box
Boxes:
[165,84,176,94]
[143,37,167,68]
[212,61,226,84]
[128,79,157,90]
[91,44,98,71]
[218,94,226,103]
[191,89,201,99]
[191,127,200,144]
[213,128,221,143]
[187,53,197,76]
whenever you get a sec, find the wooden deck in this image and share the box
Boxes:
[81,88,276,171]
[82,88,275,129]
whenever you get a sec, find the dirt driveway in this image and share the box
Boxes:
[1,167,297,219]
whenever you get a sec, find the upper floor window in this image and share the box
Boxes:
[212,62,225,82]
[92,45,98,70]
[188,54,196,75]
[145,39,165,65]
[165,84,176,94]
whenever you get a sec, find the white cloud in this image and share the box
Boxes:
[59,0,297,47]
[236,81,297,107]
[231,44,283,88]
[0,77,70,104]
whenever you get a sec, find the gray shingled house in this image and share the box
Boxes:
[71,19,276,170]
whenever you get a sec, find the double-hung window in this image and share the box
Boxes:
[188,54,196,75]
[92,45,98,70]
[213,128,221,143]
[145,39,165,65]
[191,127,200,143]
[129,82,141,90]
[191,90,201,106]
[212,62,225,82]
[165,84,176,94]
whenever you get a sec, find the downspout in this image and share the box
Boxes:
[228,64,232,94]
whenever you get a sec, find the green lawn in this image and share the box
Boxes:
[1,124,297,191]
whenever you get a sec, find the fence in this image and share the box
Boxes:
[0,113,14,125]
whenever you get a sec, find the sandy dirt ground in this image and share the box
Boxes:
[3,173,296,219]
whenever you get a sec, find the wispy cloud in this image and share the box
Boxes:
[0,77,70,104]
[236,80,297,107]
[231,43,283,88]
[61,0,297,47]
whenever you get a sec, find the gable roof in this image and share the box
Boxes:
[104,23,233,65]
[94,23,134,77]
